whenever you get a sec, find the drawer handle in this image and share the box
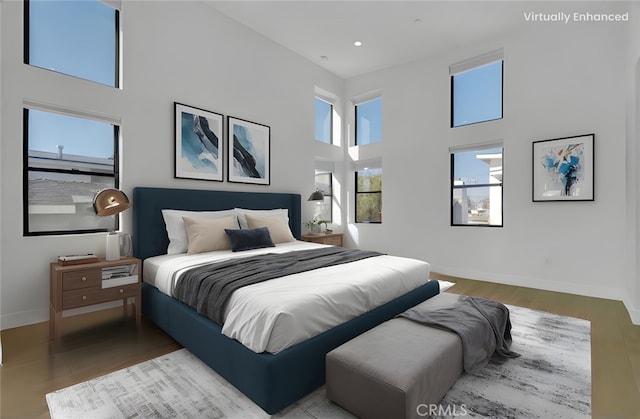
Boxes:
[81,276,87,282]
[82,295,87,301]
[119,289,124,294]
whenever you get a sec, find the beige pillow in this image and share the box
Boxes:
[163,209,237,254]
[235,208,288,229]
[182,215,237,254]
[245,213,295,244]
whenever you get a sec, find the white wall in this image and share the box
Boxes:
[0,1,343,329]
[345,12,631,304]
[628,1,640,324]
[0,1,4,342]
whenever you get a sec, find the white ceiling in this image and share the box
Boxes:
[209,1,530,79]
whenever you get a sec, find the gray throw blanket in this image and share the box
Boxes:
[398,295,520,374]
[173,247,383,325]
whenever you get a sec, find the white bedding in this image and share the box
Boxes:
[144,241,431,353]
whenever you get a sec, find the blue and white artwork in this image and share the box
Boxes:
[540,143,583,196]
[533,134,594,201]
[175,103,223,181]
[227,117,270,185]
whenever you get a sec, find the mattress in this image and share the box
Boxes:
[144,241,431,353]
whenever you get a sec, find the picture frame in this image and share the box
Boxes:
[532,134,594,202]
[227,116,270,185]
[174,102,224,182]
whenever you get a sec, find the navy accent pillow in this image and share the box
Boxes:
[225,227,275,252]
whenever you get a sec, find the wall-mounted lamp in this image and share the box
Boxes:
[307,189,324,201]
[93,188,131,261]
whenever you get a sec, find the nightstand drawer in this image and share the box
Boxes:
[62,269,101,290]
[101,284,140,300]
[62,287,104,309]
[323,236,343,246]
[302,233,344,246]
[62,284,139,309]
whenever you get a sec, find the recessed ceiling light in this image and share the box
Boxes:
[414,18,422,24]
[353,40,363,47]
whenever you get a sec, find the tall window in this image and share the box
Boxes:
[451,51,503,127]
[451,145,503,227]
[313,171,333,222]
[315,97,333,144]
[24,108,120,235]
[355,97,382,145]
[355,168,382,223]
[25,0,119,87]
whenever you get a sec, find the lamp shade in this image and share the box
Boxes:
[307,190,324,201]
[93,188,131,217]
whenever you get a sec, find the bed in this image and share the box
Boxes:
[132,186,440,414]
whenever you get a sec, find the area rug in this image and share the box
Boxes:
[46,304,591,419]
[438,304,591,418]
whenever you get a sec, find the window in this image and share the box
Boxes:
[355,168,382,223]
[451,145,503,226]
[355,97,382,145]
[314,97,333,144]
[25,0,119,87]
[313,171,333,222]
[24,108,120,235]
[451,50,503,127]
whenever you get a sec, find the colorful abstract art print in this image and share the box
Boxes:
[227,116,270,185]
[532,134,594,201]
[174,103,224,182]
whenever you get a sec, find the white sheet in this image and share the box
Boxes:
[144,241,431,353]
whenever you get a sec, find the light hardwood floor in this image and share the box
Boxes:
[1,275,639,418]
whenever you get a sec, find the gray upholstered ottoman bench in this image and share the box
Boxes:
[326,292,464,419]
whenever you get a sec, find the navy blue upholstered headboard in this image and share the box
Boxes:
[132,187,302,260]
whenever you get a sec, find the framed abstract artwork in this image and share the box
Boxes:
[174,102,224,181]
[227,116,270,185]
[532,134,594,202]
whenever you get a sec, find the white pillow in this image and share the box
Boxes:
[162,209,238,254]
[245,213,295,244]
[183,216,237,254]
[235,208,289,229]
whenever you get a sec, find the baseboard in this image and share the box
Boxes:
[623,299,640,325]
[1,300,126,331]
[0,307,49,331]
[434,266,626,305]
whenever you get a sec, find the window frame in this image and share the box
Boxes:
[355,96,382,146]
[355,168,382,224]
[450,146,503,227]
[23,0,121,88]
[23,108,121,236]
[314,96,334,145]
[450,59,503,128]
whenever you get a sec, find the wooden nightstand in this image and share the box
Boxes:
[301,232,344,246]
[49,256,141,346]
